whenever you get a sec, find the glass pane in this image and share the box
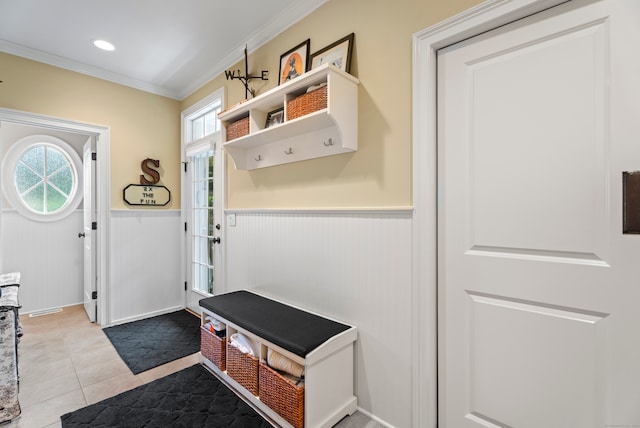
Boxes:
[22,185,44,212]
[208,238,214,266]
[204,111,216,135]
[206,208,213,237]
[199,236,208,264]
[193,116,204,140]
[208,267,214,294]
[196,179,207,208]
[199,208,208,236]
[49,165,73,195]
[45,146,68,176]
[46,184,66,212]
[195,237,203,265]
[208,178,214,208]
[13,143,77,216]
[20,146,45,175]
[15,162,42,193]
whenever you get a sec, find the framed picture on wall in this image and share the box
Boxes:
[278,39,310,85]
[310,33,354,73]
[264,107,284,128]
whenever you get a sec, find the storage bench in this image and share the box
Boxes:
[200,290,357,428]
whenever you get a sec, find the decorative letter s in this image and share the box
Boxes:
[140,158,161,185]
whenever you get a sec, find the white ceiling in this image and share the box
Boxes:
[0,0,326,100]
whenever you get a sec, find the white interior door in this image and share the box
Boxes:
[82,137,97,322]
[438,1,640,426]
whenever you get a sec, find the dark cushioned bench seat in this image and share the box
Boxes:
[200,290,350,358]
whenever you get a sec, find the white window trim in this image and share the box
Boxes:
[2,134,83,222]
[181,88,226,308]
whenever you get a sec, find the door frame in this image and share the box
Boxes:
[411,0,569,426]
[180,88,226,312]
[0,107,111,325]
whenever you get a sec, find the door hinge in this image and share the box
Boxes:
[184,281,188,291]
[91,291,97,300]
[183,161,188,173]
[184,222,188,232]
[92,222,98,230]
[91,152,97,161]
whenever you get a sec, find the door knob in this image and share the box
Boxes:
[212,237,221,244]
[78,232,86,238]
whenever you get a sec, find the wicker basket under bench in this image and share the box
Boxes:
[200,290,357,428]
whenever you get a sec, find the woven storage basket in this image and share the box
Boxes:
[226,116,250,141]
[259,361,305,428]
[226,343,259,395]
[287,85,327,121]
[200,326,226,371]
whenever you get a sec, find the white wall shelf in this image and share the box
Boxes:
[219,64,359,170]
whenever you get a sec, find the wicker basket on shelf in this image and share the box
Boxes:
[200,326,226,371]
[226,116,250,141]
[259,361,305,428]
[287,84,327,121]
[226,343,259,395]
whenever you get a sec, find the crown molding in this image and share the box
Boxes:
[176,0,328,99]
[1,0,327,101]
[0,39,180,99]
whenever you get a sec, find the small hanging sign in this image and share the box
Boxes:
[123,184,171,206]
[123,158,170,206]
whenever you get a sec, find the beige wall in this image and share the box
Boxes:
[0,52,182,210]
[183,0,483,209]
[0,0,484,211]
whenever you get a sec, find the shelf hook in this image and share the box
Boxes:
[284,147,294,155]
[255,155,263,161]
[323,138,334,147]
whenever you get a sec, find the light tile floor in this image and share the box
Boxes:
[6,305,200,428]
[6,305,381,428]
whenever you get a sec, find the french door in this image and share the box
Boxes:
[185,134,224,313]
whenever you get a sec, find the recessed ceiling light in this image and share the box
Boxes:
[92,39,115,51]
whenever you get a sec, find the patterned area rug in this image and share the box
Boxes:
[103,310,200,374]
[60,364,273,427]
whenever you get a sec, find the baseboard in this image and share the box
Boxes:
[106,305,184,327]
[354,407,395,428]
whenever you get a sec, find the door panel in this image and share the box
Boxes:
[185,134,223,313]
[83,137,97,322]
[438,1,640,427]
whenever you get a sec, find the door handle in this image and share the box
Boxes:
[78,232,86,238]
[212,237,221,244]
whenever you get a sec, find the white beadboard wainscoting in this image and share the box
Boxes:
[225,209,413,428]
[109,210,182,325]
[0,210,83,314]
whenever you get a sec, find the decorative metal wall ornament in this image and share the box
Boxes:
[122,158,170,206]
[139,158,161,185]
[225,45,268,99]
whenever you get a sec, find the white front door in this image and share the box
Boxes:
[82,137,97,322]
[438,1,640,426]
